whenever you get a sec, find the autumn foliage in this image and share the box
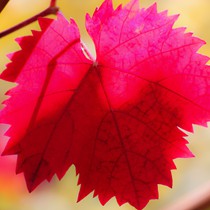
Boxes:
[1,0,210,209]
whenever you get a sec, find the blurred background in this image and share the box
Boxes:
[0,0,210,209]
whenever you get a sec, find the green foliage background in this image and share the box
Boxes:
[0,0,210,210]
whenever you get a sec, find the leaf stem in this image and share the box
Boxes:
[50,0,56,7]
[0,0,9,13]
[164,182,210,210]
[0,5,59,38]
[81,41,95,62]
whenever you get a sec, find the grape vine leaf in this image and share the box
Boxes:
[1,0,210,209]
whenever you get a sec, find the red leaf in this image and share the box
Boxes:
[1,0,210,209]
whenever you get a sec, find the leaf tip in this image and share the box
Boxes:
[2,142,20,156]
[77,182,93,203]
[148,2,157,13]
[38,16,53,32]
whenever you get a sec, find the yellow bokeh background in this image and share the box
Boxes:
[0,0,210,210]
